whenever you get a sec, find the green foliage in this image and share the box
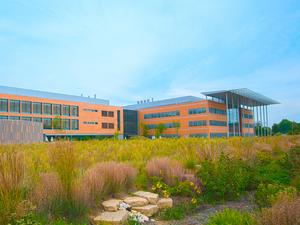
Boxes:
[154,123,166,138]
[272,119,300,135]
[198,154,252,201]
[207,208,254,225]
[255,183,297,208]
[126,219,141,225]
[134,171,148,190]
[140,123,149,137]
[9,212,42,225]
[184,158,197,170]
[159,203,193,220]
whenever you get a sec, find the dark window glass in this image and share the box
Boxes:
[190,133,208,138]
[243,114,253,119]
[108,111,114,117]
[53,104,61,116]
[147,122,180,130]
[22,117,32,121]
[243,123,254,128]
[117,110,121,131]
[189,120,207,127]
[10,100,20,113]
[9,116,20,120]
[71,106,79,117]
[33,117,42,123]
[43,103,52,115]
[108,123,114,129]
[0,99,8,112]
[21,101,31,114]
[102,122,108,129]
[0,115,8,120]
[72,119,79,130]
[43,118,52,129]
[209,120,227,126]
[210,133,227,138]
[102,111,108,117]
[63,105,70,116]
[53,117,61,130]
[33,102,42,114]
[62,119,70,130]
[144,110,180,119]
[209,108,226,115]
[189,108,206,115]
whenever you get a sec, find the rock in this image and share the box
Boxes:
[102,199,121,212]
[132,204,159,217]
[93,210,128,225]
[119,201,131,210]
[123,196,149,207]
[157,198,173,209]
[133,191,159,204]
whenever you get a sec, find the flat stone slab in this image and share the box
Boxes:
[157,198,173,209]
[133,204,159,217]
[133,191,159,204]
[94,210,128,225]
[123,196,149,207]
[102,199,121,212]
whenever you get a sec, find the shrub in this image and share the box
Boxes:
[81,161,137,206]
[207,208,254,225]
[146,158,185,186]
[258,196,300,225]
[0,151,25,224]
[198,154,252,201]
[255,183,297,208]
[159,203,192,220]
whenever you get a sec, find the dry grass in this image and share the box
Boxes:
[259,195,300,225]
[81,161,137,206]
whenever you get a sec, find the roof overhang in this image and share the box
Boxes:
[202,88,280,107]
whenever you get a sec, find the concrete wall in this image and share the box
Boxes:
[0,120,43,144]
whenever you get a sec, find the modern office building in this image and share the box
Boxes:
[0,86,123,140]
[0,86,279,140]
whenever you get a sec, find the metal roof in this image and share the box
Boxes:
[0,85,109,105]
[202,88,279,106]
[124,96,202,110]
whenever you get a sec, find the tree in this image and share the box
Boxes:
[271,119,300,135]
[173,121,180,137]
[154,123,166,138]
[140,123,149,137]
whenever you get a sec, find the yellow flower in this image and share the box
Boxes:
[190,182,194,186]
[191,198,197,204]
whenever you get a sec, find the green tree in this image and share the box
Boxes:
[272,119,300,135]
[140,123,149,137]
[155,123,166,138]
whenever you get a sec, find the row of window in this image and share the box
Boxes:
[243,123,254,128]
[102,110,114,117]
[146,120,228,129]
[147,122,180,130]
[243,113,253,119]
[0,115,79,130]
[0,99,78,117]
[83,121,98,125]
[102,122,114,129]
[144,107,227,119]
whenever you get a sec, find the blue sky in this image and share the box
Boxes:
[0,0,300,124]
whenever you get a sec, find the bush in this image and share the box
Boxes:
[255,183,297,208]
[258,196,300,225]
[207,208,254,225]
[198,154,252,201]
[146,158,185,186]
[159,203,193,220]
[81,161,137,206]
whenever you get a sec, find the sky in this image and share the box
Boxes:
[0,0,300,125]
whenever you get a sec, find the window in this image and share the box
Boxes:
[44,103,52,115]
[210,133,227,138]
[209,107,226,115]
[71,106,79,117]
[117,110,121,131]
[190,133,208,138]
[0,115,8,120]
[102,122,108,129]
[83,121,98,125]
[10,100,20,113]
[0,99,8,112]
[83,109,97,112]
[63,105,70,116]
[53,104,61,116]
[243,114,253,119]
[189,108,206,115]
[108,111,114,117]
[43,118,52,129]
[147,122,180,129]
[144,110,180,119]
[102,111,108,117]
[21,101,31,114]
[108,123,114,129]
[33,117,42,123]
[209,120,227,126]
[22,117,32,121]
[9,116,20,120]
[72,119,79,130]
[33,102,42,114]
[62,119,70,130]
[243,123,254,128]
[189,120,207,127]
[102,110,114,117]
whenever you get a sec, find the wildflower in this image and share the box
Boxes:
[191,197,197,204]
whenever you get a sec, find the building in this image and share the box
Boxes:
[0,86,123,140]
[124,88,279,138]
[0,86,279,140]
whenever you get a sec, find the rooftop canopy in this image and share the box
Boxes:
[202,88,279,107]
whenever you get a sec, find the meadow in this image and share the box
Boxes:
[0,136,299,225]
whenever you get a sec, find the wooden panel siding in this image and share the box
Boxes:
[0,120,43,144]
